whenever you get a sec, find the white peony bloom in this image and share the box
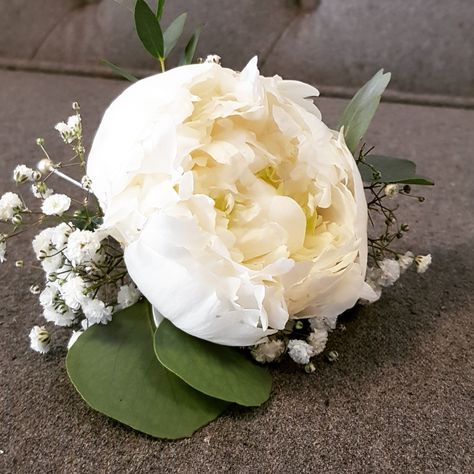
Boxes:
[287,339,315,365]
[81,298,112,325]
[251,339,286,363]
[29,326,51,354]
[87,57,371,346]
[43,307,76,327]
[117,284,141,310]
[0,192,23,221]
[67,330,83,349]
[415,254,432,274]
[65,229,101,266]
[307,328,328,355]
[41,194,71,216]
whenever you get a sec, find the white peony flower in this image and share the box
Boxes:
[117,284,141,310]
[87,57,371,346]
[29,326,51,354]
[41,194,71,216]
[287,339,315,365]
[415,254,432,274]
[65,229,101,266]
[307,328,328,355]
[0,192,23,221]
[81,298,112,325]
[251,339,285,363]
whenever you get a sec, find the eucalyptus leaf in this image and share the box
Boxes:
[164,13,187,58]
[358,155,434,185]
[179,27,201,65]
[338,69,391,153]
[134,0,164,60]
[156,0,165,19]
[67,301,229,439]
[154,318,272,407]
[102,59,138,82]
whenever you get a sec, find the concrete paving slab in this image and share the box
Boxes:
[263,0,474,98]
[0,70,472,473]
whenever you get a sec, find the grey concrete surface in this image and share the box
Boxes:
[265,0,474,98]
[0,70,473,473]
[0,0,473,99]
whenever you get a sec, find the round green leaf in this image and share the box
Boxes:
[154,318,272,407]
[358,155,434,185]
[66,301,229,439]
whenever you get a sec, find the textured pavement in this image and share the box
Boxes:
[0,70,473,473]
[2,1,473,100]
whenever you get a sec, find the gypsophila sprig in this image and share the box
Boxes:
[0,103,140,355]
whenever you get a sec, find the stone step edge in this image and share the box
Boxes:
[1,56,472,110]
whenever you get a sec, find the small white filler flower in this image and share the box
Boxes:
[82,298,112,325]
[0,192,23,221]
[287,339,315,365]
[398,251,415,273]
[415,254,432,273]
[41,194,71,216]
[65,229,101,265]
[0,239,6,263]
[29,326,51,354]
[384,183,399,199]
[251,339,286,363]
[13,165,35,183]
[55,114,81,143]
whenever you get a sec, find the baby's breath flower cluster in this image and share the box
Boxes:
[356,144,432,302]
[1,103,140,354]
